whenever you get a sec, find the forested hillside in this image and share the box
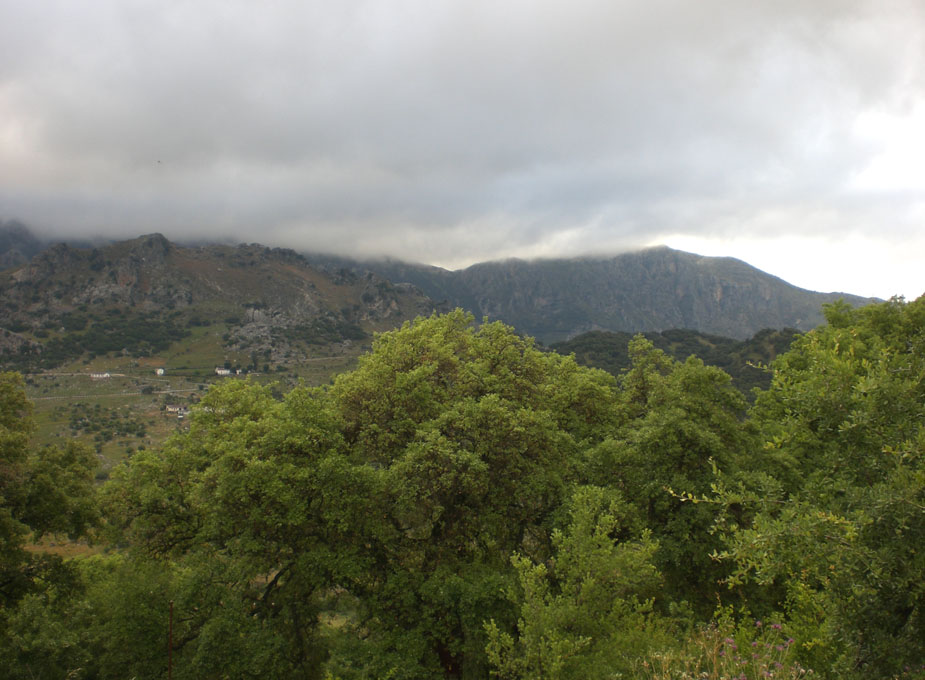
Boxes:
[551,327,801,395]
[1,298,923,679]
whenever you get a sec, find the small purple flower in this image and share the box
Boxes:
[756,620,763,628]
[771,623,782,630]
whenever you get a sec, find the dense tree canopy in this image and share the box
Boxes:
[718,298,925,676]
[1,302,923,679]
[1,371,98,677]
[1,373,97,605]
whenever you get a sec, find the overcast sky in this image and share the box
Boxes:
[2,0,923,299]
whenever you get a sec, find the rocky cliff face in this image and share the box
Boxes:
[4,234,433,323]
[0,234,439,369]
[356,247,878,342]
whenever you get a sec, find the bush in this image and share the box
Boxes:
[637,618,813,680]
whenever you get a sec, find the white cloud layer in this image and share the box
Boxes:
[1,0,923,298]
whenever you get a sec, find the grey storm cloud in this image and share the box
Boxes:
[1,0,924,269]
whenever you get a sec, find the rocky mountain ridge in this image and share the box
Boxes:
[0,234,439,369]
[344,248,878,342]
[2,227,881,359]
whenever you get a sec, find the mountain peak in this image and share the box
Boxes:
[349,248,878,341]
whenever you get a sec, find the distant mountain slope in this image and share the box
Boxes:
[352,247,878,342]
[2,224,879,349]
[0,220,46,270]
[0,221,110,271]
[0,234,438,370]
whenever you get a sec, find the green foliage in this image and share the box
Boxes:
[0,571,92,679]
[485,486,666,680]
[20,441,98,540]
[3,301,924,679]
[101,378,352,678]
[551,327,800,397]
[280,316,367,345]
[325,311,620,678]
[636,615,812,680]
[716,297,925,678]
[2,310,192,369]
[1,373,98,609]
[0,372,36,610]
[0,371,99,678]
[63,402,147,440]
[584,337,754,614]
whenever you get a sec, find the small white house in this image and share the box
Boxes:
[155,368,165,376]
[90,372,111,380]
[215,367,232,376]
